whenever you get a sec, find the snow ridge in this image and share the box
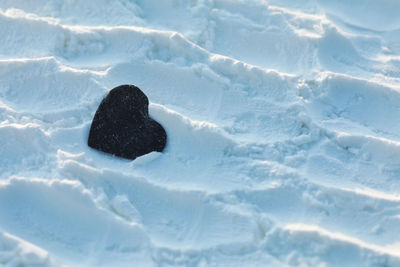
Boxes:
[0,0,399,266]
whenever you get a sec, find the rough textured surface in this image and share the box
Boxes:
[88,85,167,160]
[1,1,400,266]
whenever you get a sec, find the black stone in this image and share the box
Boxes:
[88,84,167,160]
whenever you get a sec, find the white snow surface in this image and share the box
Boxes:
[0,0,400,266]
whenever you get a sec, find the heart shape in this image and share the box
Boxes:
[88,84,167,160]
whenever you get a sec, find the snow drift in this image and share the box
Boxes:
[0,0,400,266]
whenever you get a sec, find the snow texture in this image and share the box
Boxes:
[0,0,400,266]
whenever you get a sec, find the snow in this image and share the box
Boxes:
[0,0,399,266]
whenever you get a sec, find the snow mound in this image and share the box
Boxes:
[0,0,399,266]
[0,232,56,266]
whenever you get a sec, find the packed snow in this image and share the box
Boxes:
[1,0,400,266]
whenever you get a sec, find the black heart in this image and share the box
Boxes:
[88,84,167,160]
